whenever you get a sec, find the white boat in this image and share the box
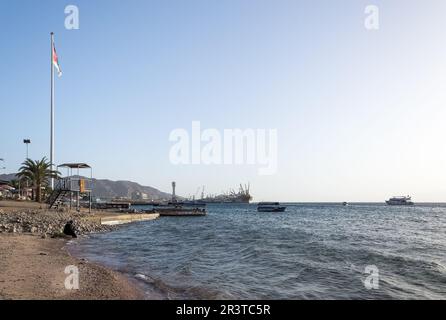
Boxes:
[385,196,414,206]
[257,202,286,212]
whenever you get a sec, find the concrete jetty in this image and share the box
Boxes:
[98,213,160,225]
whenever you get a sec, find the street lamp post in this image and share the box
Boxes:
[23,139,31,159]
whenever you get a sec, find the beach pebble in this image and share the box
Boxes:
[0,209,116,236]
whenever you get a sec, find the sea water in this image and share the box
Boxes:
[69,203,446,299]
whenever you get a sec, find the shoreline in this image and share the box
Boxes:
[0,200,147,300]
[0,233,145,300]
[66,235,170,300]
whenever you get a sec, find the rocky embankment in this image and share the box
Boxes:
[0,209,114,237]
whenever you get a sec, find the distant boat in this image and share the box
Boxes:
[168,200,206,208]
[145,206,207,217]
[257,202,286,212]
[385,196,414,206]
[342,202,348,206]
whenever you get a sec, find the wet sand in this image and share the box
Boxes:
[0,233,144,300]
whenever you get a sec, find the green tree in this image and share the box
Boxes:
[17,158,60,202]
[9,179,20,190]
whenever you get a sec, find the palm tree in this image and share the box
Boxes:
[17,157,60,202]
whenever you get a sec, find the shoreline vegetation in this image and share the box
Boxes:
[0,200,145,300]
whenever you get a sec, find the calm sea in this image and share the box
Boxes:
[69,203,446,299]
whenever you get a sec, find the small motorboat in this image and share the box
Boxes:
[257,202,286,212]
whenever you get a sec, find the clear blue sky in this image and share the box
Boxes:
[1,0,446,201]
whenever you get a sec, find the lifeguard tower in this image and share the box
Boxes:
[47,163,93,212]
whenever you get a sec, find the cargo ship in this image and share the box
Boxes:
[201,184,252,204]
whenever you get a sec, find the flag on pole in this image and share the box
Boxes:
[52,40,62,77]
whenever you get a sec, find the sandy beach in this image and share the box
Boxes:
[0,201,144,300]
[0,234,144,300]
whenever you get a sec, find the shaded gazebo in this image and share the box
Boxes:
[47,163,93,212]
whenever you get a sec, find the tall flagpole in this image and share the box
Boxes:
[50,32,55,189]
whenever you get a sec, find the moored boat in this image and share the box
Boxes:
[145,207,207,216]
[257,202,286,212]
[168,200,206,208]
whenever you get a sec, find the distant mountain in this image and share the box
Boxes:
[0,173,18,182]
[90,178,173,200]
[0,173,173,201]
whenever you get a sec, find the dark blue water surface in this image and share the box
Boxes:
[69,203,446,299]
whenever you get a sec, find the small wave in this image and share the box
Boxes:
[74,203,446,299]
[133,272,229,299]
[135,273,149,280]
[133,273,177,298]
